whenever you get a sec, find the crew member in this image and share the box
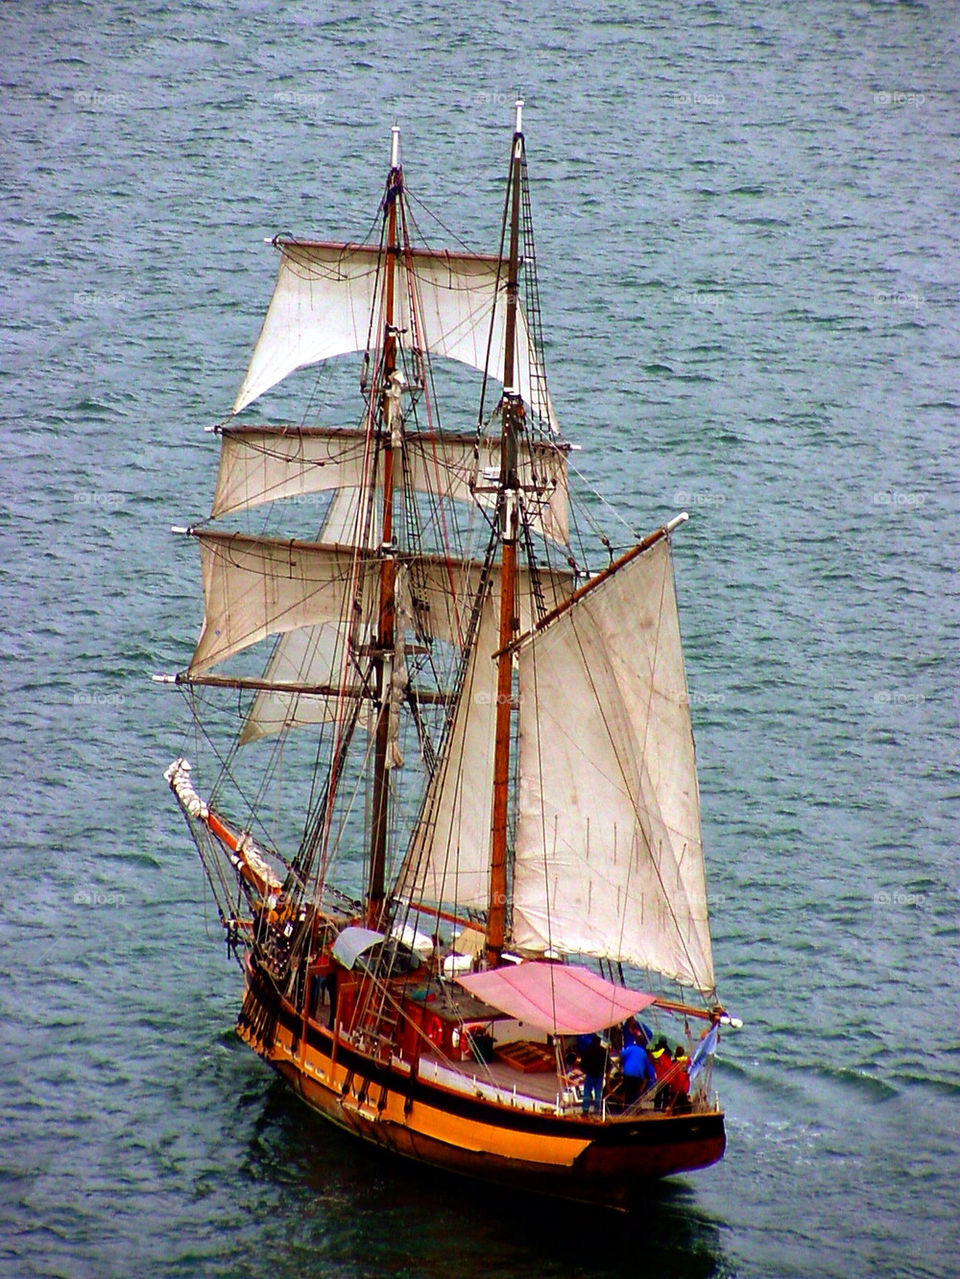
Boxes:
[651,1036,673,1110]
[620,1035,656,1106]
[579,1034,607,1117]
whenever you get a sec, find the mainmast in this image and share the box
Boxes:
[367,124,402,929]
[487,99,525,965]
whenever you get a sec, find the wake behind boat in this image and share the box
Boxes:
[160,101,734,1210]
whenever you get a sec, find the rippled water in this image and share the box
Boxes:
[2,2,958,1276]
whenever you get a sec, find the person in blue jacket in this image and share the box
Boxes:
[620,1034,656,1106]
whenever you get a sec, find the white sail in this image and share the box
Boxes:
[510,536,716,995]
[238,481,379,743]
[189,532,377,676]
[237,622,372,745]
[406,595,499,909]
[320,485,378,547]
[231,241,558,432]
[189,529,572,678]
[211,426,568,545]
[211,426,371,520]
[404,555,572,656]
[405,556,574,912]
[402,433,568,545]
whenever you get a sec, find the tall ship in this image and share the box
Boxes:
[161,103,734,1210]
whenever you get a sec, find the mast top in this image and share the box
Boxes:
[514,96,524,136]
[391,123,401,170]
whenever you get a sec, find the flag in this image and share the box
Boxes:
[688,1024,719,1084]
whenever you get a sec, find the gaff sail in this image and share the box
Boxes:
[511,535,716,996]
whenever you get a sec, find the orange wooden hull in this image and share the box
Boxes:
[236,960,725,1210]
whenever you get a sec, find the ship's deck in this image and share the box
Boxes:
[416,1048,577,1112]
[415,1049,693,1120]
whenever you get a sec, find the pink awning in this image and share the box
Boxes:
[455,962,656,1035]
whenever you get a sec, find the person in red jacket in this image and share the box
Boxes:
[672,1044,692,1112]
[650,1037,673,1110]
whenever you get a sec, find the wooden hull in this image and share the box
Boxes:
[236,961,725,1210]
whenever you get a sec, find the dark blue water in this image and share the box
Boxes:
[2,2,958,1275]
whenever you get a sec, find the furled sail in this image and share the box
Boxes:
[231,241,558,432]
[211,425,569,545]
[510,535,716,996]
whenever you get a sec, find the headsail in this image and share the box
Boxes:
[231,240,559,432]
[402,594,499,909]
[510,534,716,996]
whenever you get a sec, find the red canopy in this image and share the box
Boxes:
[455,962,656,1035]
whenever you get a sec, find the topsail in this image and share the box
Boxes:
[212,424,569,545]
[232,241,558,432]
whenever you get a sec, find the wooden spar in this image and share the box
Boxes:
[405,900,485,930]
[367,133,401,930]
[177,672,452,705]
[178,673,372,697]
[487,112,525,967]
[218,424,554,447]
[652,997,725,1023]
[272,236,503,266]
[492,516,686,661]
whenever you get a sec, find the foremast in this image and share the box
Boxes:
[488,99,526,966]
